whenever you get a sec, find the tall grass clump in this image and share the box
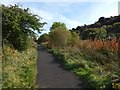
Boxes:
[2,43,37,88]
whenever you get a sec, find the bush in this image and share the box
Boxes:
[49,27,71,48]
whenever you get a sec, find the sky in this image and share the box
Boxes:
[0,0,119,36]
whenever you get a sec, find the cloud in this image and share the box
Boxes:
[30,7,54,21]
[38,14,82,36]
[29,6,82,30]
[98,2,117,17]
[57,15,81,29]
[84,2,118,25]
[0,2,16,5]
[1,1,118,36]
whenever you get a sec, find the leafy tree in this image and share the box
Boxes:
[49,26,71,48]
[81,28,107,40]
[106,22,120,37]
[96,28,107,39]
[98,17,105,22]
[81,29,90,40]
[38,33,49,44]
[69,32,80,47]
[2,4,46,51]
[50,22,67,31]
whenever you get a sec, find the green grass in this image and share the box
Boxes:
[2,44,37,88]
[48,47,120,89]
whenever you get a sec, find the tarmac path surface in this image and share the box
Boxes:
[36,45,87,89]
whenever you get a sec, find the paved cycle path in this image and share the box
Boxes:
[36,45,87,88]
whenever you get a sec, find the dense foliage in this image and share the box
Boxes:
[72,15,120,40]
[40,22,80,48]
[1,4,46,51]
[38,20,120,89]
[49,27,70,48]
[37,33,49,44]
[50,22,67,31]
[1,4,45,88]
[2,3,120,89]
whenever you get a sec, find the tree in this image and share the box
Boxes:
[81,29,90,40]
[2,4,46,51]
[106,22,120,37]
[49,26,71,48]
[98,17,105,22]
[50,22,67,31]
[38,33,49,44]
[69,32,80,47]
[81,28,107,40]
[96,28,107,39]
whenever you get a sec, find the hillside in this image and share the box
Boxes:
[72,15,120,40]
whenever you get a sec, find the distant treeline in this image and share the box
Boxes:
[71,15,120,40]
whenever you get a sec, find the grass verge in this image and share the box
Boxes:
[48,47,120,90]
[2,44,37,88]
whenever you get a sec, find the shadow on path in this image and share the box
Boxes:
[36,45,87,89]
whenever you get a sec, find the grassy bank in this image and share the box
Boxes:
[2,44,37,88]
[47,44,120,89]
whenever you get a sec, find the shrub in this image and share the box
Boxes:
[49,27,71,48]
